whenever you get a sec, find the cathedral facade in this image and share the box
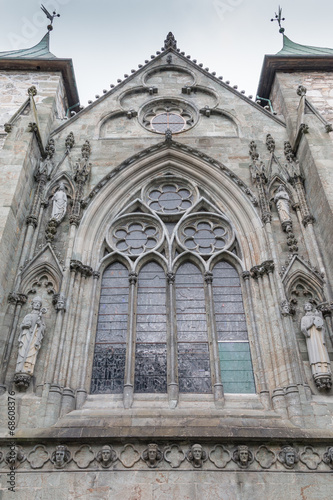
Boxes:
[0,29,333,498]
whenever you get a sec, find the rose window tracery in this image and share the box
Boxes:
[111,221,160,255]
[147,183,194,214]
[179,219,231,255]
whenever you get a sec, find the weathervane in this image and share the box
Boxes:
[271,6,285,34]
[41,4,60,31]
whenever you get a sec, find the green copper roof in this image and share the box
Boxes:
[277,35,333,56]
[0,32,56,59]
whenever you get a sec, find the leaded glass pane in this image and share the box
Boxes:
[176,262,211,393]
[213,261,248,341]
[90,262,128,394]
[218,342,255,393]
[135,262,167,392]
[151,112,185,133]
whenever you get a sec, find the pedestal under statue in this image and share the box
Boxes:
[301,302,332,390]
[14,296,47,389]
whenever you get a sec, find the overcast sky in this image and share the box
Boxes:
[1,0,333,106]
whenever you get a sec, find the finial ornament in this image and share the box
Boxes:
[164,32,177,50]
[271,6,285,34]
[41,4,60,32]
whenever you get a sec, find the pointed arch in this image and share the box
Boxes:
[74,142,267,272]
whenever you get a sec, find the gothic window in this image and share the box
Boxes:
[91,177,255,397]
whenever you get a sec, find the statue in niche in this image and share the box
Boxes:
[187,444,207,468]
[96,445,117,468]
[233,445,253,468]
[278,446,299,469]
[274,184,292,230]
[301,302,332,390]
[51,445,71,469]
[51,182,67,222]
[142,443,163,468]
[14,296,47,389]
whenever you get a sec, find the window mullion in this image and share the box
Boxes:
[204,271,224,404]
[167,272,178,407]
[123,271,137,408]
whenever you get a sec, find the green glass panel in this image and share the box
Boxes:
[218,342,255,394]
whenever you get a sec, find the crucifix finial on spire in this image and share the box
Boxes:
[271,6,285,34]
[164,32,177,50]
[41,4,60,32]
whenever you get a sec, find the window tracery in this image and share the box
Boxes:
[91,178,255,398]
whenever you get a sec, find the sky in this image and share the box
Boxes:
[1,0,333,106]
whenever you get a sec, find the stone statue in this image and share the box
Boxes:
[187,444,207,468]
[96,445,117,468]
[142,443,163,468]
[278,446,299,469]
[14,297,47,388]
[51,182,67,222]
[274,184,292,230]
[233,445,253,468]
[301,302,332,390]
[51,445,71,469]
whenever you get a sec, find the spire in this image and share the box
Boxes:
[0,32,56,60]
[164,32,177,50]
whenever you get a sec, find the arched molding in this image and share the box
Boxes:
[133,251,168,275]
[19,244,63,296]
[209,250,245,275]
[143,65,196,87]
[173,251,206,275]
[98,252,133,276]
[285,270,324,305]
[44,172,75,202]
[75,143,266,272]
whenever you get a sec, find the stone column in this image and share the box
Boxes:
[204,271,224,405]
[167,272,179,409]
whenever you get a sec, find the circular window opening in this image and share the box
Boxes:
[151,112,185,134]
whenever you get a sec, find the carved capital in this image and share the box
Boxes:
[302,214,315,227]
[27,85,37,97]
[299,123,309,134]
[4,123,12,133]
[314,374,332,391]
[8,292,28,306]
[296,85,307,97]
[93,271,101,280]
[26,215,38,228]
[317,302,332,318]
[261,211,272,224]
[126,109,137,119]
[242,271,251,281]
[70,259,83,273]
[69,214,81,226]
[129,272,138,285]
[167,272,175,284]
[263,260,274,274]
[81,265,93,277]
[204,271,213,284]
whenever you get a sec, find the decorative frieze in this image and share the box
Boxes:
[1,443,333,471]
